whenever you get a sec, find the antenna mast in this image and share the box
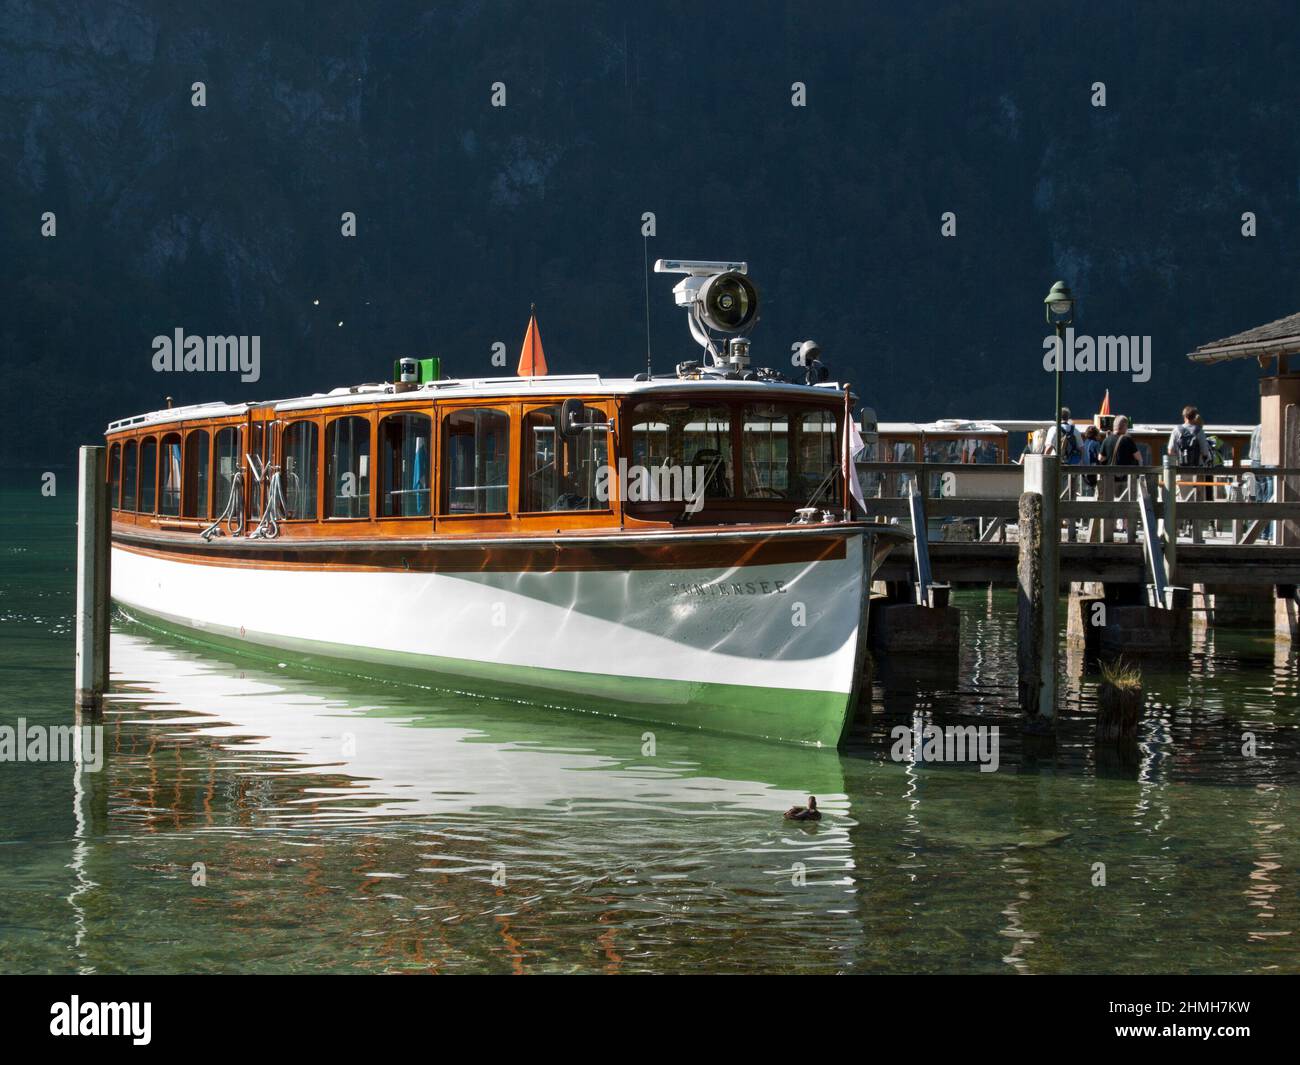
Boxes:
[643,234,652,378]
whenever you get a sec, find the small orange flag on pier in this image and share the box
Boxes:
[1099,389,1111,416]
[517,306,548,376]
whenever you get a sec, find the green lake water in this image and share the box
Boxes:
[1,475,1296,974]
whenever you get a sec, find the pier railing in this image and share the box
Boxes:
[855,460,1300,549]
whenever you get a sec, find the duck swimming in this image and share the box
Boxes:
[784,795,821,821]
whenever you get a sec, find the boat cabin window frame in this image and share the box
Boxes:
[323,413,372,521]
[518,400,613,516]
[280,418,321,522]
[440,404,513,520]
[108,441,122,510]
[158,432,182,517]
[622,395,844,518]
[377,409,434,520]
[123,438,140,512]
[183,428,211,520]
[739,401,844,505]
[141,435,161,514]
[212,424,242,521]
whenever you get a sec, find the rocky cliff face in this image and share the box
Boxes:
[3,0,1296,466]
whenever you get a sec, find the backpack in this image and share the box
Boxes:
[1176,424,1206,467]
[1058,423,1082,464]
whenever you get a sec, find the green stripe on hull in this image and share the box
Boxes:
[115,603,856,747]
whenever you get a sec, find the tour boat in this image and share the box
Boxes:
[104,261,904,746]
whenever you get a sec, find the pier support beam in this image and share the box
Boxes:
[1098,603,1190,655]
[75,446,110,717]
[1192,583,1275,629]
[869,601,961,653]
[1067,581,1106,653]
[1276,585,1300,644]
[869,487,961,657]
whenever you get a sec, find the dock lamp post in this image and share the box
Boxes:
[1044,281,1075,450]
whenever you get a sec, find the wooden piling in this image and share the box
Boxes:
[1019,455,1059,721]
[1097,659,1142,743]
[75,446,110,716]
[1017,491,1044,715]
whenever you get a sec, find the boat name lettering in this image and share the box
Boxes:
[669,579,789,597]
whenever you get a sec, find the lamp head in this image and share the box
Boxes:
[1044,280,1075,326]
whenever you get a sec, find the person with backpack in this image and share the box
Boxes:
[1045,407,1084,464]
[1081,424,1103,492]
[1167,405,1210,467]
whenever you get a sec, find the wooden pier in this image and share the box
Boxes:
[857,456,1300,725]
[859,460,1300,587]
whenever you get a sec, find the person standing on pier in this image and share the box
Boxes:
[1081,424,1103,493]
[1102,415,1142,538]
[1167,405,1210,468]
[1043,407,1084,463]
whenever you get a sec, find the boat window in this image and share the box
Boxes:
[379,412,431,517]
[628,401,732,501]
[249,422,270,516]
[790,407,842,505]
[283,420,320,520]
[183,430,210,519]
[742,403,843,502]
[122,440,138,512]
[214,427,240,517]
[325,416,369,518]
[443,408,509,515]
[925,438,961,464]
[159,433,181,516]
[108,443,121,509]
[522,405,609,512]
[141,437,159,513]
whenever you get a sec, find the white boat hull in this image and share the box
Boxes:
[110,526,894,745]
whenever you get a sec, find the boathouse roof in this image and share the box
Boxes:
[1187,310,1300,364]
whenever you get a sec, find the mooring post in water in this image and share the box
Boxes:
[1018,455,1059,721]
[1017,490,1043,714]
[75,445,110,717]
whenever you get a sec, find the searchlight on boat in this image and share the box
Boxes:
[654,258,760,372]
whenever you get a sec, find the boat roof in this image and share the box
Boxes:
[877,420,1007,434]
[106,374,851,433]
[878,418,1256,436]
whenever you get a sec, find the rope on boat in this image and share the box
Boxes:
[249,466,288,540]
[201,469,245,540]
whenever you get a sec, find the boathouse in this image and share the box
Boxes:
[1187,310,1300,544]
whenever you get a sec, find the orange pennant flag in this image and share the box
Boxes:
[1099,389,1111,416]
[517,306,548,376]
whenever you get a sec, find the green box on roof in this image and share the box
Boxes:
[393,357,440,384]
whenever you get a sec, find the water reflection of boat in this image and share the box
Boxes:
[108,625,851,822]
